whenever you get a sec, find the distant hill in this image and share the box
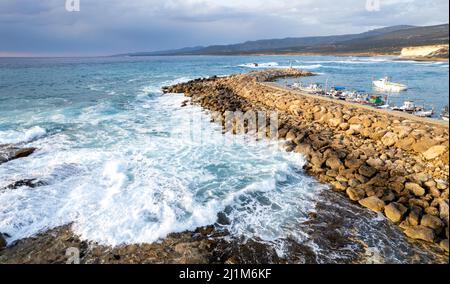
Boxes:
[122,24,449,57]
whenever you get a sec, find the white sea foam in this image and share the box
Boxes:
[0,90,320,246]
[0,126,47,145]
[238,62,322,70]
[238,62,279,68]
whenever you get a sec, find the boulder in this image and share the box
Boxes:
[408,206,422,226]
[412,138,438,153]
[359,196,385,212]
[295,144,313,157]
[384,202,408,223]
[440,239,449,253]
[285,130,297,141]
[326,157,342,170]
[328,118,342,128]
[346,187,366,201]
[438,199,449,226]
[14,148,36,158]
[310,153,325,168]
[422,145,447,160]
[405,182,426,197]
[395,137,416,151]
[366,158,384,170]
[358,164,377,178]
[345,158,363,169]
[403,226,435,243]
[421,214,444,231]
[381,132,398,147]
[393,126,412,139]
[339,123,350,131]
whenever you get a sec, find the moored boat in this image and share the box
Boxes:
[391,100,422,113]
[373,77,408,92]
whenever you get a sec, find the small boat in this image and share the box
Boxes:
[414,109,434,118]
[442,105,449,121]
[391,100,423,113]
[373,77,408,92]
[367,95,385,106]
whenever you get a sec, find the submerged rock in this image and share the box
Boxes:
[0,145,36,165]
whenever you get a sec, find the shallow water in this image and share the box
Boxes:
[0,56,447,263]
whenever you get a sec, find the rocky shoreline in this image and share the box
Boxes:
[162,69,449,254]
[0,68,448,263]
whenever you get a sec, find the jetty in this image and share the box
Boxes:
[163,69,449,253]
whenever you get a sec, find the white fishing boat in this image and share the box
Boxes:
[391,100,422,113]
[372,77,408,92]
[414,109,434,118]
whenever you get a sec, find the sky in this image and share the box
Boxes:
[0,0,448,57]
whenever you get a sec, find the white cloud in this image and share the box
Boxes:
[0,0,448,56]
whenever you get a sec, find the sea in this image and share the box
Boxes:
[0,56,448,263]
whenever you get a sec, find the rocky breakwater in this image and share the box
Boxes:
[163,69,450,254]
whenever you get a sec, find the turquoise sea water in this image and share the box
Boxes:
[0,56,448,263]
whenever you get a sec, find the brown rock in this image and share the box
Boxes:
[408,206,422,226]
[14,148,36,158]
[422,145,447,160]
[385,202,408,223]
[395,137,416,151]
[438,199,449,226]
[412,138,438,153]
[326,157,342,170]
[381,132,398,147]
[339,123,350,131]
[359,196,385,212]
[358,164,377,178]
[405,182,426,197]
[345,158,363,169]
[310,153,325,168]
[366,158,384,170]
[424,206,439,216]
[403,226,435,242]
[393,126,412,139]
[328,118,342,128]
[436,180,448,190]
[389,182,405,194]
[346,187,366,201]
[440,239,449,252]
[285,130,297,141]
[331,181,347,191]
[295,144,313,157]
[421,214,444,231]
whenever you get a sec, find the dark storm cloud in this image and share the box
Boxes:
[0,0,448,56]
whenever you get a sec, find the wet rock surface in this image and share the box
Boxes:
[0,144,36,165]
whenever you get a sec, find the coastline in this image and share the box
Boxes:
[1,68,449,264]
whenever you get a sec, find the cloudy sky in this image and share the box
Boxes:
[0,0,448,56]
